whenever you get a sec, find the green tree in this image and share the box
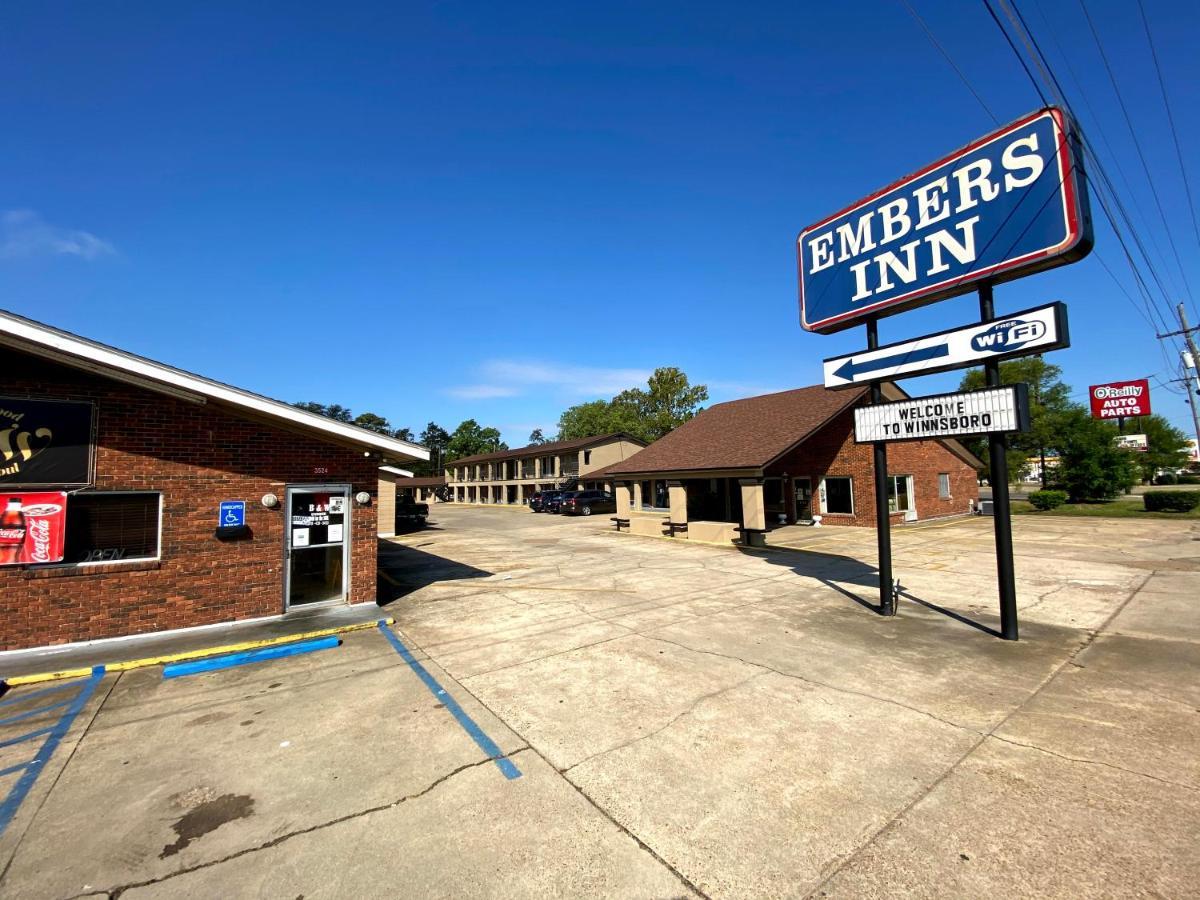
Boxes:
[1052,408,1139,501]
[446,419,507,460]
[292,401,355,424]
[556,367,708,444]
[528,428,550,445]
[411,421,451,476]
[1122,414,1189,482]
[393,426,415,442]
[959,356,1072,486]
[352,412,392,435]
[557,399,641,441]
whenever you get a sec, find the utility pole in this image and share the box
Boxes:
[1172,304,1200,459]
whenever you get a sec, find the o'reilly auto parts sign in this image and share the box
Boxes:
[824,302,1068,388]
[799,108,1091,333]
[854,386,1031,443]
[1089,379,1151,419]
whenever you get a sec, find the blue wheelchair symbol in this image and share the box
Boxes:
[219,501,246,528]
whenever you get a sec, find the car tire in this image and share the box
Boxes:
[581,505,592,516]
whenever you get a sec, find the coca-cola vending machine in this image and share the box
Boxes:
[0,492,68,566]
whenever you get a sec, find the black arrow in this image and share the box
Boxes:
[833,343,950,382]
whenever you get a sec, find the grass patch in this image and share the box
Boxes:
[1012,496,1200,519]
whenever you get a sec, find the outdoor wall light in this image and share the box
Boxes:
[261,493,279,509]
[354,491,371,505]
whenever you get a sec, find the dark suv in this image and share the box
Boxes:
[529,490,564,513]
[560,490,616,516]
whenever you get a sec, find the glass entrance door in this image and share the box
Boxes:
[794,477,813,522]
[888,476,917,522]
[285,485,350,608]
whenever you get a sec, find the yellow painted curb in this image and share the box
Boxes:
[2,618,394,687]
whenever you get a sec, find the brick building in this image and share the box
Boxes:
[0,312,426,652]
[590,384,980,545]
[446,433,645,505]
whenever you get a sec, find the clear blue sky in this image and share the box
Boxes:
[3,1,1198,446]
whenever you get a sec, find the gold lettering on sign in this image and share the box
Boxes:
[0,412,55,477]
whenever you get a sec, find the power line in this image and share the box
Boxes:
[1136,0,1200,319]
[981,0,1187,364]
[1015,0,1185,305]
[1001,0,1181,328]
[981,0,1047,106]
[897,0,999,125]
[1075,0,1195,310]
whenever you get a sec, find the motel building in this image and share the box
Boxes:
[446,433,646,505]
[587,385,981,545]
[0,311,427,653]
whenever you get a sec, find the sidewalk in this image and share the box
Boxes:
[0,602,387,682]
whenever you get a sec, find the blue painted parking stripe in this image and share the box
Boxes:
[0,699,72,728]
[376,621,521,780]
[0,681,77,709]
[0,727,54,750]
[162,636,341,679]
[0,666,105,838]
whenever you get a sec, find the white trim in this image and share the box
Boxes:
[379,466,414,477]
[819,475,855,516]
[0,310,428,461]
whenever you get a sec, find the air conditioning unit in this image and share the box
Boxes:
[979,500,995,516]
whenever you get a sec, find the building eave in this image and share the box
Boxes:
[0,310,430,463]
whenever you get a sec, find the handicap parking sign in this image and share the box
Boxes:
[219,500,246,528]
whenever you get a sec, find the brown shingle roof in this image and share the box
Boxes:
[395,476,448,488]
[603,385,868,476]
[448,432,645,466]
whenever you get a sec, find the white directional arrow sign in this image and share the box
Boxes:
[823,302,1069,389]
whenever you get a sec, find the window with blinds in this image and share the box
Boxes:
[64,492,161,564]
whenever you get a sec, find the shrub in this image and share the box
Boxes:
[1154,473,1178,485]
[1178,475,1200,485]
[1144,491,1200,513]
[1028,490,1068,511]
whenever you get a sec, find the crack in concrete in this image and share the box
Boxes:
[93,749,531,900]
[640,634,977,736]
[985,734,1200,793]
[563,671,770,774]
[395,627,711,900]
[803,570,1156,898]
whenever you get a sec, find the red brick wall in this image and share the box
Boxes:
[766,404,979,527]
[1,353,382,651]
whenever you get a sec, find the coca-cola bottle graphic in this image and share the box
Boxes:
[0,497,27,565]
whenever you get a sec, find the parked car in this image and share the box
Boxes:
[543,491,571,514]
[560,490,616,516]
[395,496,429,529]
[529,490,564,513]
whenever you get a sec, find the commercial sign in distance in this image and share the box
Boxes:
[1115,434,1148,452]
[1089,379,1151,419]
[823,302,1069,389]
[798,107,1091,333]
[854,385,1031,444]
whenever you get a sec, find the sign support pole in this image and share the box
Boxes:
[867,319,896,616]
[979,283,1018,640]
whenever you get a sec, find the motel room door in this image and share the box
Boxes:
[285,485,351,608]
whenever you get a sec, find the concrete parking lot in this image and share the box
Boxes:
[2,504,1198,898]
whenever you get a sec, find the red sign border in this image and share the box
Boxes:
[797,106,1088,334]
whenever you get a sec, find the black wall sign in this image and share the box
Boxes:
[0,397,95,487]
